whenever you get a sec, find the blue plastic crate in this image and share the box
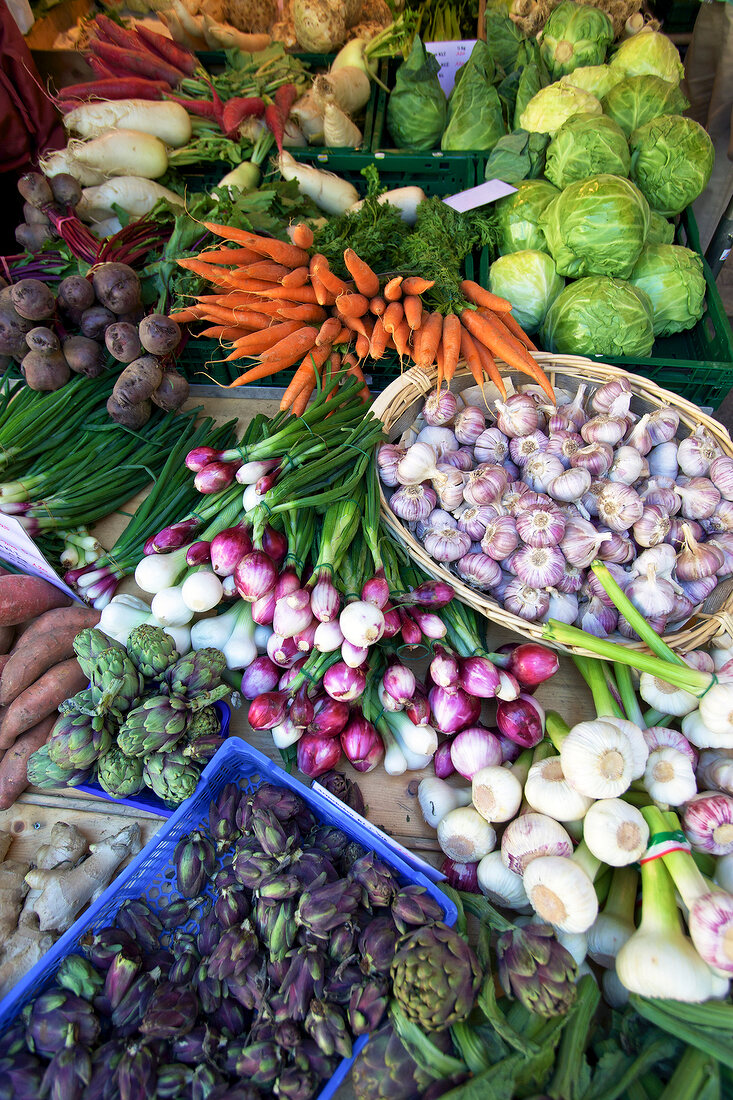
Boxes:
[75,701,231,818]
[0,738,456,1098]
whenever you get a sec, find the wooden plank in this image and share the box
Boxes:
[0,797,163,864]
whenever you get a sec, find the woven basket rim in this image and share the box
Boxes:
[372,353,733,656]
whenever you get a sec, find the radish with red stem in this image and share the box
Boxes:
[86,41,185,87]
[265,82,298,153]
[58,78,170,102]
[221,96,266,138]
[134,24,198,77]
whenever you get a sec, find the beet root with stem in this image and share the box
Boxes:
[152,370,189,411]
[26,327,60,353]
[58,276,95,315]
[107,394,152,429]
[113,356,163,407]
[92,263,141,315]
[22,350,70,391]
[10,279,55,321]
[105,322,142,364]
[63,335,105,378]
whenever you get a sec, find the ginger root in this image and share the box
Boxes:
[25,823,142,933]
[0,857,31,940]
[0,912,55,998]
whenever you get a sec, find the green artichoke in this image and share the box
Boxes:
[47,711,112,770]
[126,624,179,680]
[390,923,482,1031]
[143,749,199,806]
[73,628,124,679]
[97,745,145,798]
[59,689,98,718]
[55,955,105,1002]
[89,648,144,721]
[496,922,578,1017]
[165,648,226,697]
[185,706,220,740]
[117,694,188,758]
[26,745,92,790]
[351,1022,438,1100]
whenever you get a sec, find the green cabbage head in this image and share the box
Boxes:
[558,64,623,100]
[519,82,602,135]
[630,114,715,216]
[610,29,684,84]
[489,250,565,332]
[647,211,675,245]
[629,243,706,336]
[601,74,689,138]
[541,173,650,278]
[442,42,505,151]
[541,276,655,357]
[387,36,447,151]
[540,1,614,79]
[495,179,561,254]
[545,112,630,189]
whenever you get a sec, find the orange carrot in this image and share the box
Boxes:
[281,265,309,288]
[392,319,411,363]
[200,325,249,340]
[343,313,373,341]
[460,327,485,391]
[436,341,445,391]
[290,223,314,249]
[309,267,335,307]
[341,357,371,403]
[416,312,443,370]
[382,301,404,336]
[355,332,370,361]
[336,293,369,318]
[257,326,318,364]
[194,305,273,328]
[474,336,507,400]
[276,303,328,322]
[224,321,303,359]
[332,327,353,345]
[196,247,262,265]
[229,361,290,387]
[441,313,461,385]
[176,258,235,288]
[461,309,554,401]
[311,255,351,296]
[403,295,423,331]
[280,342,332,409]
[292,382,316,416]
[384,276,403,301]
[370,296,386,317]
[225,276,283,293]
[251,284,320,304]
[475,306,547,380]
[500,311,538,352]
[402,276,435,295]
[316,317,343,347]
[202,222,309,267]
[369,318,390,360]
[246,260,293,281]
[168,308,201,323]
[460,280,513,313]
[343,248,380,297]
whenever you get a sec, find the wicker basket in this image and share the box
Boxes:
[371,352,733,656]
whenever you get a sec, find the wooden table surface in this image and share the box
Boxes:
[0,388,596,1094]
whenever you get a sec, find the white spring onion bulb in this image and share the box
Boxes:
[150,585,194,627]
[476,851,530,911]
[339,600,385,648]
[522,849,600,934]
[501,812,573,876]
[190,601,241,650]
[639,671,699,717]
[586,866,638,968]
[380,725,407,776]
[582,799,649,866]
[644,746,697,806]
[271,720,303,749]
[437,806,496,863]
[98,594,151,644]
[471,765,523,823]
[417,778,472,829]
[524,755,593,822]
[550,924,587,966]
[181,569,223,613]
[134,544,188,593]
[560,720,636,799]
[697,748,733,794]
[602,967,630,1008]
[253,624,273,652]
[383,711,437,759]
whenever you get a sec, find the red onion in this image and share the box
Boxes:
[262,525,287,566]
[395,580,455,608]
[309,697,350,738]
[313,619,344,652]
[430,646,459,690]
[361,575,390,608]
[340,715,384,772]
[150,517,200,553]
[341,640,369,668]
[240,656,280,699]
[433,740,455,778]
[294,621,318,653]
[297,732,342,778]
[267,632,301,667]
[496,693,545,748]
[440,857,479,893]
[278,659,306,690]
[409,607,447,639]
[458,656,500,698]
[323,661,366,702]
[399,610,423,646]
[507,643,559,689]
[290,684,315,729]
[186,540,211,566]
[311,576,340,623]
[236,457,279,485]
[234,551,278,602]
[185,446,221,472]
[209,525,252,577]
[274,570,301,600]
[381,606,401,639]
[273,590,313,639]
[406,688,431,727]
[194,461,239,494]
[428,685,481,734]
[496,670,521,700]
[143,536,156,555]
[450,726,503,779]
[496,731,523,763]
[251,589,276,626]
[248,692,288,730]
[383,662,417,706]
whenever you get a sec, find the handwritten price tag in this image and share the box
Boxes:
[426,39,478,96]
[0,513,81,602]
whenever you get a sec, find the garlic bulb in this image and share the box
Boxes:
[681,709,733,751]
[582,798,649,866]
[396,441,441,485]
[648,441,679,480]
[437,805,496,862]
[632,505,671,547]
[480,514,519,560]
[639,671,699,717]
[710,455,733,502]
[455,406,487,446]
[646,406,680,445]
[524,453,565,493]
[683,791,733,855]
[509,429,549,467]
[423,388,458,426]
[500,812,573,875]
[596,483,643,532]
[522,853,599,934]
[571,442,614,476]
[416,425,459,456]
[513,544,565,589]
[463,463,507,506]
[455,553,502,590]
[389,483,437,522]
[602,967,630,1007]
[609,446,645,485]
[591,378,631,414]
[494,394,539,438]
[676,477,721,520]
[699,684,733,740]
[644,746,697,805]
[477,851,531,910]
[472,765,524,823]
[560,517,612,568]
[560,719,637,798]
[504,579,550,622]
[547,467,591,504]
[423,525,471,563]
[644,725,698,769]
[697,748,733,793]
[524,755,592,821]
[677,426,721,477]
[688,892,733,975]
[376,443,405,486]
[515,499,565,547]
[417,777,472,828]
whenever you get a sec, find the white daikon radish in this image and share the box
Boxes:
[66,130,168,180]
[278,151,358,215]
[349,186,427,225]
[64,100,192,148]
[292,91,325,145]
[323,102,362,148]
[314,69,370,115]
[77,178,185,223]
[40,148,106,187]
[92,216,123,238]
[283,120,308,147]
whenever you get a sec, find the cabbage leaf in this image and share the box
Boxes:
[387,36,447,151]
[541,276,655,357]
[629,114,715,216]
[601,75,689,138]
[539,1,614,79]
[629,243,706,336]
[545,112,630,189]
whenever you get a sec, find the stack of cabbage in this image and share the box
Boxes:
[482,8,714,357]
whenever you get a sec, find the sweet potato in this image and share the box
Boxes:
[1,626,91,706]
[0,659,86,749]
[0,657,9,679]
[0,714,56,808]
[9,605,100,652]
[0,627,13,655]
[0,577,72,625]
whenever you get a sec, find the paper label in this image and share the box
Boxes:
[313,783,446,884]
[443,178,517,213]
[0,514,81,601]
[426,39,477,96]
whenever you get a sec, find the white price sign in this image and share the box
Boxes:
[0,513,81,601]
[443,179,517,213]
[426,39,478,96]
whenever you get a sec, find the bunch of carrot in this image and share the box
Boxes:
[170,222,556,413]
